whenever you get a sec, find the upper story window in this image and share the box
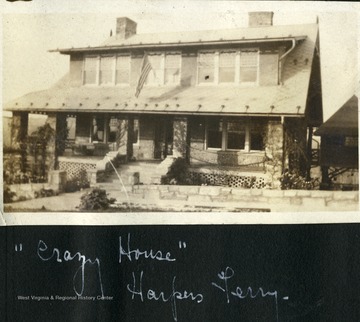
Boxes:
[83,55,130,86]
[198,52,215,84]
[197,49,259,85]
[116,56,130,85]
[146,53,181,86]
[100,55,114,85]
[84,56,98,85]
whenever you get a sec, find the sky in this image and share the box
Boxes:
[1,0,359,121]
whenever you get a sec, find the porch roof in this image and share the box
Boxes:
[4,82,307,116]
[315,95,358,137]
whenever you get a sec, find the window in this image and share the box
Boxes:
[146,53,181,86]
[240,51,258,83]
[66,116,76,140]
[219,51,236,83]
[146,54,163,85]
[116,56,130,85]
[198,49,259,85]
[92,116,105,142]
[165,54,181,85]
[206,117,265,151]
[345,136,358,147]
[108,117,119,143]
[84,56,98,85]
[133,119,139,144]
[198,52,215,84]
[207,119,223,149]
[227,121,245,150]
[83,55,130,85]
[100,56,114,85]
[250,123,265,151]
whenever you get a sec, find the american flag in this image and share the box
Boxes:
[135,53,152,98]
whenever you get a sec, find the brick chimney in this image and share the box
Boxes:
[116,17,137,39]
[248,12,274,27]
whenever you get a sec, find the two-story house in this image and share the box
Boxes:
[5,12,323,188]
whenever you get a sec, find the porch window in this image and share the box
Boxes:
[66,116,76,140]
[108,117,119,143]
[92,116,105,142]
[84,56,98,85]
[207,119,223,149]
[133,119,139,144]
[226,121,245,150]
[206,118,265,151]
[250,122,265,150]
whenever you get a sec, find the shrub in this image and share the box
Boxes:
[78,188,116,211]
[162,157,192,185]
[280,169,320,190]
[4,187,17,203]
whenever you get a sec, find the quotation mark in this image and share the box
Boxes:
[178,241,187,249]
[15,243,23,252]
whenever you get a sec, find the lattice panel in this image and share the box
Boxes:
[189,172,266,189]
[59,161,96,180]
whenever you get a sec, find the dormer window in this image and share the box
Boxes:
[197,49,259,85]
[146,53,181,86]
[83,54,130,86]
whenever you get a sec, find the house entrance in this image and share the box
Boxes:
[154,117,173,159]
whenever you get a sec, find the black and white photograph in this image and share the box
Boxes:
[1,1,360,321]
[2,1,359,217]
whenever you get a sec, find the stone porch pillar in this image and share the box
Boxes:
[45,113,58,171]
[264,120,284,189]
[117,118,129,157]
[55,113,68,165]
[11,112,29,172]
[127,117,134,159]
[173,117,188,158]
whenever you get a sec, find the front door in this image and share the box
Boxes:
[154,117,173,159]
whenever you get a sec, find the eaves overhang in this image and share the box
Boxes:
[50,36,306,55]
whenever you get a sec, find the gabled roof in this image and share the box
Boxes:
[5,23,319,117]
[315,95,358,136]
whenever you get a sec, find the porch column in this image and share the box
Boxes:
[173,117,188,158]
[306,126,313,181]
[127,117,134,159]
[264,120,284,189]
[55,113,68,163]
[11,112,29,172]
[45,113,58,171]
[117,118,129,156]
